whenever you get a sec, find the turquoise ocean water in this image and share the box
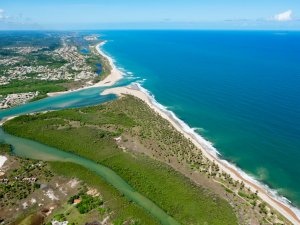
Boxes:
[100,30,300,209]
[0,30,299,214]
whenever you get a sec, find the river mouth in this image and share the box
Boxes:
[0,63,181,225]
[0,128,180,225]
[0,74,136,123]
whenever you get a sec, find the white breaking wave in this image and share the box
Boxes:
[100,41,300,220]
[136,78,147,84]
[135,83,221,156]
[134,82,300,220]
[192,127,206,133]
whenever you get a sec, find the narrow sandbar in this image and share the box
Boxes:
[102,84,300,225]
[47,42,123,97]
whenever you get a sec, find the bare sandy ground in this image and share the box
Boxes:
[0,155,7,169]
[0,116,17,126]
[102,84,300,225]
[2,38,300,224]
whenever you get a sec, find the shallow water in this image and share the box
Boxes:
[100,30,300,208]
[0,128,180,225]
[0,77,135,121]
[1,30,300,213]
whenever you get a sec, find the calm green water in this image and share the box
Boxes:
[0,128,180,225]
[2,30,299,219]
[0,77,135,121]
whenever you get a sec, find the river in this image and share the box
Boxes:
[0,79,180,225]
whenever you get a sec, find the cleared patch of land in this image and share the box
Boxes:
[0,144,160,225]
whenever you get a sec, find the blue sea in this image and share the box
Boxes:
[100,30,300,209]
[0,30,299,215]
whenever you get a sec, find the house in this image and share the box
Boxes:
[73,199,81,204]
[22,177,37,183]
[52,221,68,225]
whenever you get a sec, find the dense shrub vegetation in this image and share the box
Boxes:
[4,96,238,225]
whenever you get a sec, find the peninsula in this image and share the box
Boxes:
[0,32,298,225]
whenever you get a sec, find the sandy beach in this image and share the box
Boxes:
[102,84,300,225]
[0,116,17,126]
[47,42,123,97]
[0,41,122,124]
[2,37,299,224]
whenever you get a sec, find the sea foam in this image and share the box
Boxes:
[134,82,300,220]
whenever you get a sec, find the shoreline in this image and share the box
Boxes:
[1,38,299,224]
[0,41,123,125]
[102,84,300,225]
[0,116,17,126]
[47,41,123,97]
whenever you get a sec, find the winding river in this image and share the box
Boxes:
[0,81,180,225]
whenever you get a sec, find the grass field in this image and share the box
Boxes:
[3,96,238,225]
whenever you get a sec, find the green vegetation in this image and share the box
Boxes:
[84,45,111,81]
[258,202,268,214]
[0,31,61,49]
[4,96,238,225]
[238,190,258,200]
[50,162,160,225]
[0,32,63,75]
[0,143,12,155]
[53,214,66,222]
[0,152,154,225]
[0,32,110,105]
[0,158,52,208]
[94,50,111,79]
[8,51,68,69]
[86,54,101,73]
[32,53,67,69]
[68,192,103,214]
[77,195,102,214]
[0,79,68,101]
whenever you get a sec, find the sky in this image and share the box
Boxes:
[0,0,300,30]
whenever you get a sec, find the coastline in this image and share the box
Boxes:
[47,41,123,97]
[102,84,300,225]
[1,37,299,224]
[0,116,17,126]
[0,41,122,124]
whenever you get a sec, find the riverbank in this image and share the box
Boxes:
[1,34,298,224]
[0,142,159,225]
[47,42,123,98]
[2,98,239,225]
[1,128,181,225]
[102,84,300,225]
[0,116,17,126]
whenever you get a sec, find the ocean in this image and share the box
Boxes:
[100,30,300,209]
[0,30,299,216]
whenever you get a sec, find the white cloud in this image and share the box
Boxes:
[0,9,9,20]
[273,10,293,21]
[0,9,5,19]
[0,8,41,29]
